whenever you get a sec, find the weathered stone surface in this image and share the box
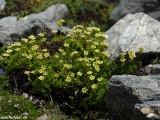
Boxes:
[0,16,17,26]
[0,4,69,45]
[105,75,160,120]
[105,12,160,60]
[36,114,48,120]
[110,0,160,21]
[150,64,160,75]
[0,0,5,10]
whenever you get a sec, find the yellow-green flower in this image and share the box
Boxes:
[93,63,98,68]
[21,38,28,43]
[75,29,82,34]
[86,40,92,43]
[120,53,126,57]
[6,49,12,53]
[97,77,104,82]
[82,87,88,93]
[37,54,43,59]
[89,58,95,61]
[127,51,136,60]
[44,53,50,57]
[39,76,45,80]
[65,75,71,82]
[38,33,45,37]
[39,69,44,73]
[91,84,97,89]
[26,54,33,59]
[80,35,85,38]
[78,58,83,61]
[59,48,64,52]
[64,64,72,69]
[57,19,65,27]
[139,47,144,52]
[89,75,95,80]
[102,52,110,57]
[73,25,84,30]
[102,34,108,39]
[70,73,75,77]
[84,51,88,56]
[43,71,48,76]
[103,42,108,47]
[61,52,66,56]
[95,33,108,39]
[87,71,92,75]
[91,27,100,32]
[42,49,47,52]
[95,33,101,38]
[31,71,35,74]
[86,27,93,32]
[54,54,59,58]
[41,66,46,70]
[31,45,39,50]
[24,71,30,76]
[120,58,126,63]
[0,56,3,60]
[93,42,99,45]
[95,57,99,60]
[22,53,27,57]
[41,38,46,42]
[91,45,96,49]
[96,60,103,64]
[52,30,58,34]
[28,35,36,40]
[59,60,63,63]
[94,66,100,72]
[14,42,21,46]
[55,73,59,78]
[77,71,83,76]
[83,57,89,62]
[15,48,21,51]
[95,49,100,53]
[39,66,46,73]
[64,43,69,47]
[86,63,91,66]
[71,51,78,56]
[84,31,91,35]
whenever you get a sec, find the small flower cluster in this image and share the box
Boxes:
[0,33,51,83]
[50,23,110,96]
[120,47,144,63]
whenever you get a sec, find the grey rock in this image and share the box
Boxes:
[0,4,69,46]
[0,0,5,10]
[150,64,160,75]
[0,16,17,27]
[110,0,160,21]
[105,75,160,120]
[36,114,48,120]
[105,12,160,60]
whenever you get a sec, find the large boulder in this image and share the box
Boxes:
[105,12,160,61]
[0,0,5,10]
[105,74,160,120]
[0,4,69,46]
[0,16,17,26]
[110,0,160,21]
